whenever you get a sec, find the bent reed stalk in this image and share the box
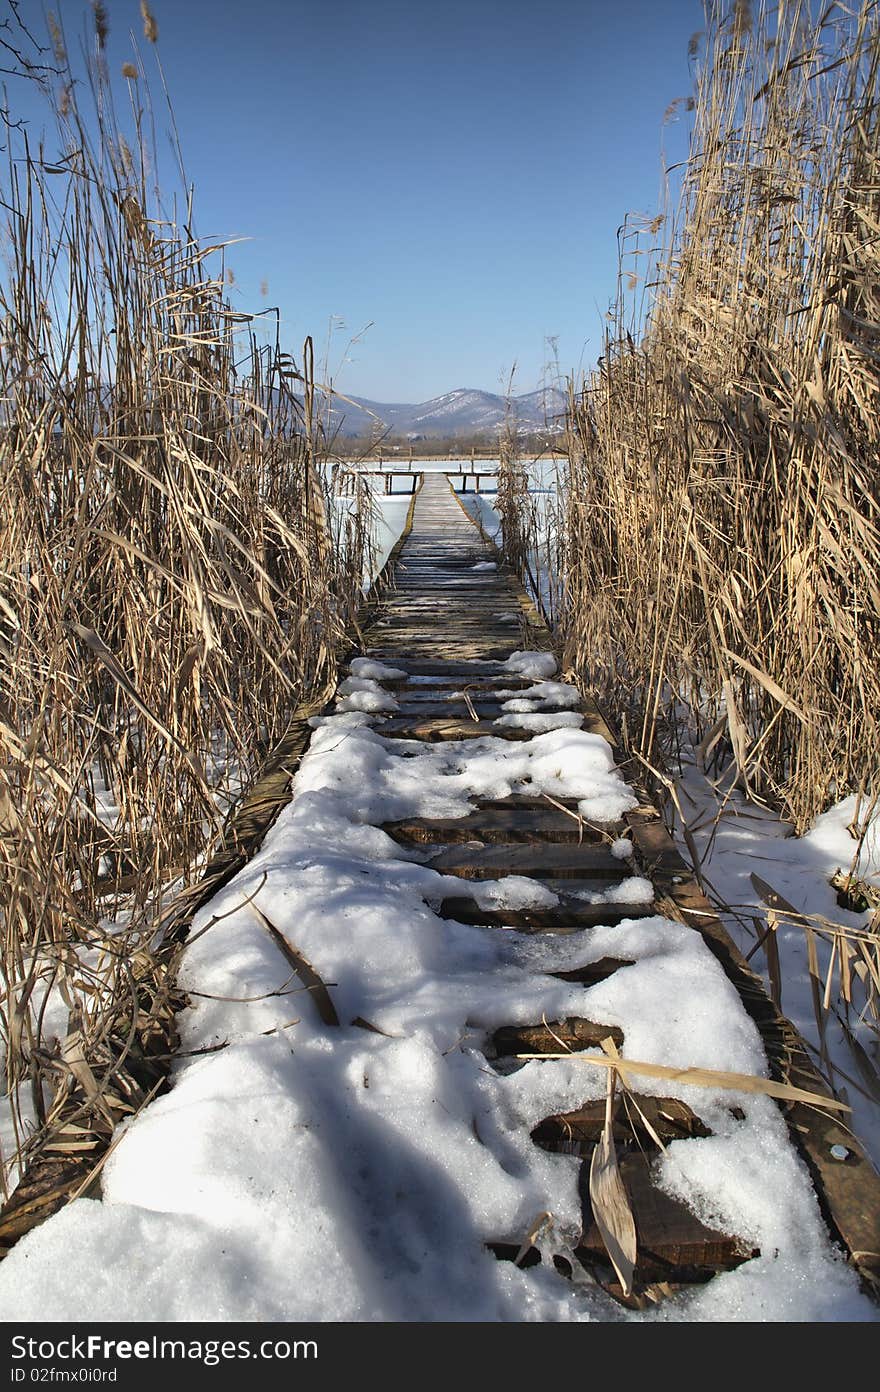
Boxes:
[0,6,370,1198]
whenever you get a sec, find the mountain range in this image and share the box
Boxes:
[319,386,567,439]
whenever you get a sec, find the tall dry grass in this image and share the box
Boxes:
[557,0,880,836]
[0,5,369,1197]
[534,0,880,1097]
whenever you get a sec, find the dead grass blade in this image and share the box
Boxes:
[515,1051,850,1112]
[589,1063,638,1296]
[250,905,339,1027]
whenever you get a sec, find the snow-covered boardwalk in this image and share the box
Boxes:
[1,475,877,1321]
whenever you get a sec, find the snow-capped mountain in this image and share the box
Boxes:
[319,386,567,438]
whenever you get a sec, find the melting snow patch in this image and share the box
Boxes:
[471,877,560,911]
[336,678,399,713]
[503,651,558,679]
[349,658,407,681]
[576,876,654,905]
[499,681,582,711]
[495,711,584,733]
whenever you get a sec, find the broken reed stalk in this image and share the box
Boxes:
[0,6,372,1198]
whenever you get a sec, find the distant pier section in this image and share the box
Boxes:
[333,459,500,495]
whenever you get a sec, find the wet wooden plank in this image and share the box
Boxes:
[388,689,533,705]
[342,671,532,693]
[389,700,585,721]
[549,956,634,984]
[367,646,516,662]
[353,658,516,676]
[377,712,614,742]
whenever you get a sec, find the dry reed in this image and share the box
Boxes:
[556,0,880,837]
[0,5,370,1200]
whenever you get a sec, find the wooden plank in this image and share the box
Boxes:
[353,658,517,676]
[374,593,518,601]
[549,956,634,984]
[477,794,587,811]
[366,647,516,662]
[370,635,521,647]
[492,1017,624,1055]
[423,842,628,881]
[579,1154,754,1272]
[342,672,533,694]
[388,618,522,629]
[387,687,534,704]
[437,897,655,931]
[389,700,586,721]
[532,1095,710,1151]
[371,608,519,618]
[374,610,521,620]
[377,717,537,741]
[383,808,610,846]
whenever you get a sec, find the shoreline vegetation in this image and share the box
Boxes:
[554,0,880,838]
[0,3,371,1213]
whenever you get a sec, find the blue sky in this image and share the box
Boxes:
[10,0,704,400]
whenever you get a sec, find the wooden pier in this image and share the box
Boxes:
[5,473,875,1312]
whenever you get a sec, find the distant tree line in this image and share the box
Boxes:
[327,430,564,460]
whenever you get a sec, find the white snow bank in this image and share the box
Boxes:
[802,793,880,882]
[0,711,873,1324]
[291,721,636,826]
[670,766,880,1170]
